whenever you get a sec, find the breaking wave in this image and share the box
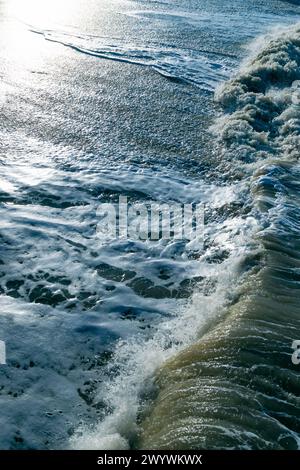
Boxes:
[29,27,235,91]
[70,23,300,450]
[138,23,300,450]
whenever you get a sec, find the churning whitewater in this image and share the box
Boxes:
[138,24,300,450]
[70,24,300,450]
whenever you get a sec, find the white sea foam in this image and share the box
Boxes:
[69,20,300,451]
[29,27,235,91]
[211,22,300,169]
[2,0,300,451]
[0,129,247,449]
[69,189,260,449]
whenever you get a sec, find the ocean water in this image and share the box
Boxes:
[0,0,300,450]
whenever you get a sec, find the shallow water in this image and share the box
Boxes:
[0,0,300,450]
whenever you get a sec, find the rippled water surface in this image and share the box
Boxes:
[0,0,300,450]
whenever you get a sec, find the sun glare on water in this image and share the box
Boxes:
[0,0,86,76]
[7,0,81,26]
